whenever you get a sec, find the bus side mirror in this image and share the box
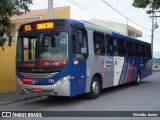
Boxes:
[8,36,12,47]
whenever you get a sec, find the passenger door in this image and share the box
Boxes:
[70,26,88,96]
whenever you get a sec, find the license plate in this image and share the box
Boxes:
[33,88,42,92]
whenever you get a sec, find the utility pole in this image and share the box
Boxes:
[48,0,53,19]
[151,12,154,69]
[150,11,159,69]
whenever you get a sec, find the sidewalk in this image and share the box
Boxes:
[0,92,42,106]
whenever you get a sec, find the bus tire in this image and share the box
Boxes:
[86,77,101,99]
[134,72,141,85]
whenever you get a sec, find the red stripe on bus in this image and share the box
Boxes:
[127,59,134,82]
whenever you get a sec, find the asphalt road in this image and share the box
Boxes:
[0,72,160,120]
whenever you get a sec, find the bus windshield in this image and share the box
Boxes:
[16,32,68,67]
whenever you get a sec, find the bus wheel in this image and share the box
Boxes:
[86,77,101,99]
[134,72,141,85]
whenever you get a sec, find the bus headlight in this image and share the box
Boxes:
[54,75,70,87]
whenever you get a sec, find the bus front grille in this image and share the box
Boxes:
[20,72,58,79]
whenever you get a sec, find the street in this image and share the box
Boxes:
[0,72,160,119]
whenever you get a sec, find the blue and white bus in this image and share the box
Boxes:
[16,19,152,99]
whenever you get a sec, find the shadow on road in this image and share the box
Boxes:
[24,94,87,107]
[15,72,160,108]
[101,80,150,95]
[24,78,153,107]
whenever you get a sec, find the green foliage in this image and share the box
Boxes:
[133,0,160,11]
[0,0,33,50]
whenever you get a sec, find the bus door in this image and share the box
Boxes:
[70,26,88,96]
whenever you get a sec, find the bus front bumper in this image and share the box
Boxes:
[16,77,71,96]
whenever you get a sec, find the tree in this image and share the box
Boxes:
[133,0,160,11]
[0,0,33,51]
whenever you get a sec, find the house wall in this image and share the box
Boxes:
[0,44,17,93]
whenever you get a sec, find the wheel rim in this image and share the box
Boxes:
[92,80,99,95]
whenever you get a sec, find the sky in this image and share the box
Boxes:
[29,0,160,58]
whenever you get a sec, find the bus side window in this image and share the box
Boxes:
[117,38,126,56]
[127,41,135,57]
[72,27,88,65]
[106,35,117,56]
[93,32,105,55]
[135,42,141,57]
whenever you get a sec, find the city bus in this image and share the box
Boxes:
[16,19,152,99]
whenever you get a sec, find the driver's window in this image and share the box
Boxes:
[72,26,88,65]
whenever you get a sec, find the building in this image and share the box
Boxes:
[87,19,142,39]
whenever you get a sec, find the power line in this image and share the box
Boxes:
[68,0,152,31]
[101,0,151,31]
[66,0,113,22]
[69,0,160,47]
[66,0,160,39]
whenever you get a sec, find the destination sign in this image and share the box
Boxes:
[23,21,55,31]
[36,22,54,30]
